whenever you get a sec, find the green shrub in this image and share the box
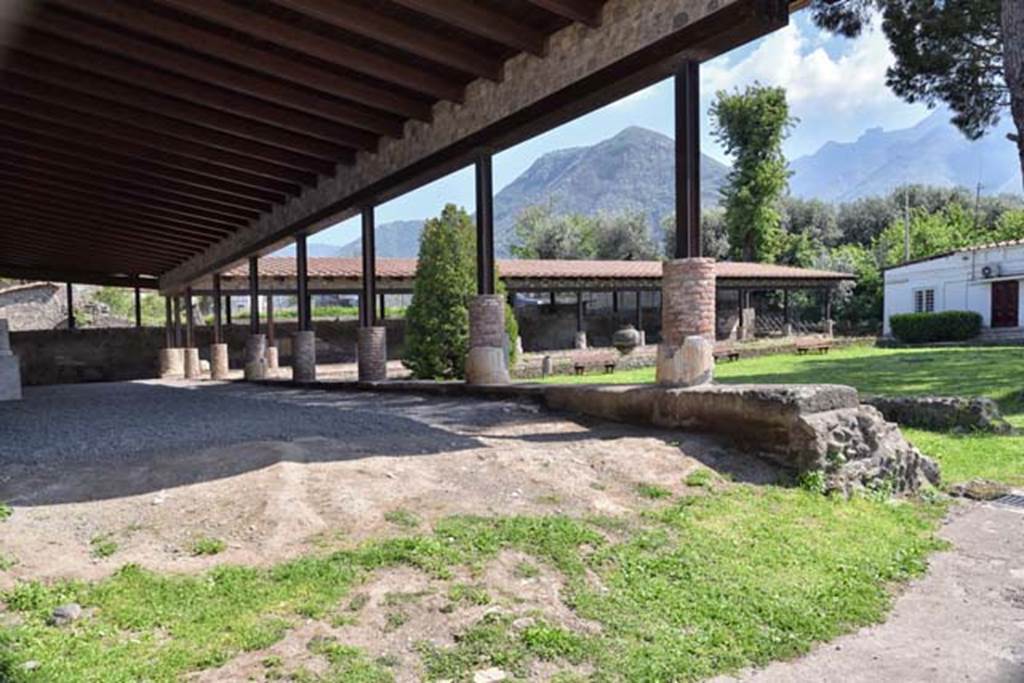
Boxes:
[890,311,981,343]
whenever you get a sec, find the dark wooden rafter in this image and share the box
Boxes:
[390,0,549,56]
[46,0,433,121]
[1,228,188,268]
[29,8,404,137]
[153,0,466,102]
[525,0,603,27]
[0,264,158,289]
[271,0,502,81]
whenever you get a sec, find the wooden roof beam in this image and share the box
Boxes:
[526,0,603,27]
[0,263,161,288]
[47,0,433,121]
[389,0,548,56]
[270,0,502,81]
[30,9,404,137]
[0,118,298,200]
[1,226,192,267]
[155,0,465,102]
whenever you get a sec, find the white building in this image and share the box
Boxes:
[883,240,1024,339]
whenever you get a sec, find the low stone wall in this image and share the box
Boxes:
[863,395,1015,434]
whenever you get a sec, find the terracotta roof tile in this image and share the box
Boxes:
[225,257,852,281]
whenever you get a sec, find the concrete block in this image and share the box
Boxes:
[183,347,202,379]
[159,348,184,378]
[210,343,229,380]
[265,346,279,371]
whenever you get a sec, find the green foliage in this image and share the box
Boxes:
[447,582,491,607]
[591,210,661,260]
[684,469,714,488]
[403,205,477,379]
[661,208,731,259]
[191,537,227,556]
[0,502,11,521]
[635,483,672,499]
[383,509,421,529]
[90,534,118,559]
[890,311,982,343]
[93,287,133,318]
[711,84,796,262]
[510,202,597,259]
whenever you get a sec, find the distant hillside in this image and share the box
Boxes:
[789,108,1023,202]
[338,126,729,258]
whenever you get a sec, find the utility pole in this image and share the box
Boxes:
[903,188,911,263]
[973,180,983,231]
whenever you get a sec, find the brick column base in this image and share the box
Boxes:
[210,343,229,380]
[159,347,184,379]
[466,295,510,385]
[183,347,202,379]
[293,331,317,382]
[244,334,268,381]
[657,258,716,387]
[357,326,387,382]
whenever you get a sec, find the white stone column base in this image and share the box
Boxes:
[244,334,268,381]
[210,343,229,380]
[159,348,185,378]
[265,346,279,371]
[183,347,202,379]
[573,331,588,349]
[825,320,835,337]
[656,335,714,387]
[466,346,511,385]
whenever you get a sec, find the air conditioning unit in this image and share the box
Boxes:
[981,264,1002,279]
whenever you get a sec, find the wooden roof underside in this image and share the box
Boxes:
[0,0,605,287]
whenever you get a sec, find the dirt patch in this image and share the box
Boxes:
[0,384,778,588]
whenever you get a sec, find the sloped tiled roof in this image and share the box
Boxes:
[225,258,853,281]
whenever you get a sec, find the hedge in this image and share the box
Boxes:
[890,310,982,343]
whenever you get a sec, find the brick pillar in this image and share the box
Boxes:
[466,294,510,384]
[210,343,229,380]
[293,330,317,382]
[0,319,22,401]
[656,258,716,386]
[357,326,387,382]
[244,334,268,381]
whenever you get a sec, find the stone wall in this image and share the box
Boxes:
[516,306,663,352]
[0,283,65,331]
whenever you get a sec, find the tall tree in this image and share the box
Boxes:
[592,210,660,260]
[809,0,1024,190]
[510,203,597,260]
[710,84,796,262]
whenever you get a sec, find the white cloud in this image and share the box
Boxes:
[607,81,663,108]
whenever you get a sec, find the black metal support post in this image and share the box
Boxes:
[185,286,195,348]
[164,296,173,347]
[296,234,311,332]
[674,60,701,259]
[212,274,222,344]
[823,287,832,321]
[225,296,232,325]
[360,206,376,327]
[576,291,584,332]
[549,292,556,308]
[66,282,75,330]
[612,290,619,313]
[134,287,142,328]
[172,295,182,346]
[248,256,259,334]
[378,293,386,320]
[783,289,790,324]
[635,290,643,330]
[475,152,495,295]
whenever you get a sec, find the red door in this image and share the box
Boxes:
[991,281,1020,328]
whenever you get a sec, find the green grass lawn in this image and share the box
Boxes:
[537,345,1024,486]
[0,489,946,682]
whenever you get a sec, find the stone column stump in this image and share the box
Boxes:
[244,334,268,381]
[357,326,387,382]
[657,258,716,387]
[183,347,202,379]
[293,331,317,382]
[158,347,185,379]
[210,343,229,380]
[265,346,279,372]
[573,331,588,349]
[0,319,22,401]
[466,295,510,385]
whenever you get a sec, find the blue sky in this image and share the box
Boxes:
[318,12,930,247]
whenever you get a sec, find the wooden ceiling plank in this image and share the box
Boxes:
[0,204,216,254]
[0,135,274,211]
[0,74,341,174]
[0,189,233,244]
[1,224,194,265]
[0,262,163,286]
[32,9,404,137]
[389,0,548,56]
[155,0,465,102]
[8,29,380,149]
[525,0,603,27]
[0,170,244,233]
[0,93,320,186]
[47,0,433,121]
[3,49,370,156]
[272,0,502,80]
[0,158,254,226]
[0,121,294,202]
[0,142,264,219]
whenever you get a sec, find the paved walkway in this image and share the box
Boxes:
[718,502,1024,683]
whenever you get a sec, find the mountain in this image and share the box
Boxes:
[789,108,1023,202]
[276,242,348,258]
[338,126,729,258]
